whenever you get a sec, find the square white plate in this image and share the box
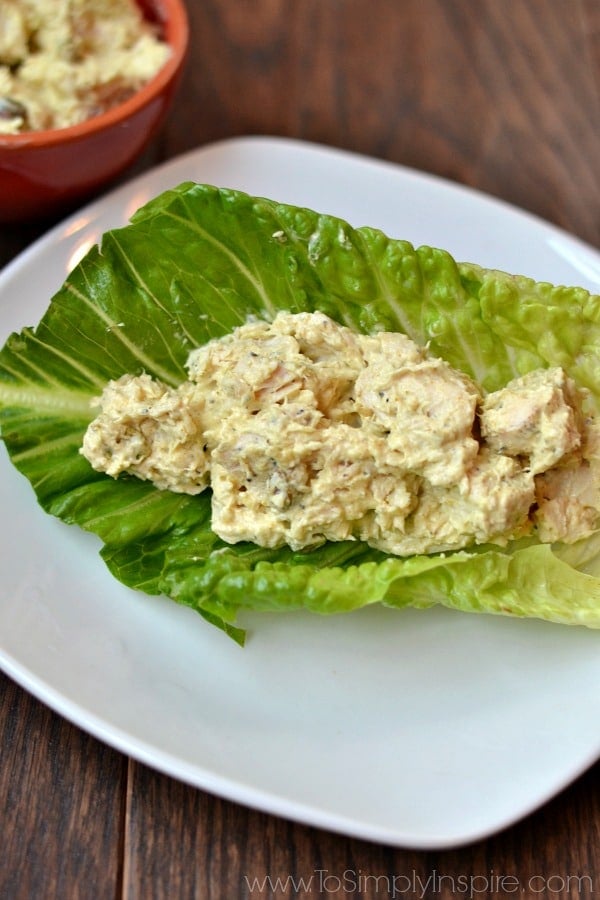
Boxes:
[1,136,599,849]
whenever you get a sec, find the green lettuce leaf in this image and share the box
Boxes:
[2,182,600,644]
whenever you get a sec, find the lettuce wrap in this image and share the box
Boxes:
[1,182,600,644]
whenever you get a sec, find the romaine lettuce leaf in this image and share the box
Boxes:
[1,182,600,644]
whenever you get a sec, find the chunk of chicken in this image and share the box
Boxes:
[81,374,210,493]
[271,310,365,421]
[363,449,535,555]
[186,311,365,434]
[534,461,600,543]
[354,353,480,486]
[210,403,392,549]
[480,367,583,474]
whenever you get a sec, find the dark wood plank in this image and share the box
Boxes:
[0,673,125,900]
[123,758,600,899]
[582,0,600,86]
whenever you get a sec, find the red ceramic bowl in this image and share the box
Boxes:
[0,0,189,224]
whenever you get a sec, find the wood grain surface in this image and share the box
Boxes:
[1,1,599,898]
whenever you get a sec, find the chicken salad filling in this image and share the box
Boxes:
[81,311,600,556]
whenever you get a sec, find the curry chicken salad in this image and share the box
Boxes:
[81,311,600,557]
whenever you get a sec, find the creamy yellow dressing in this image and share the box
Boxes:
[0,0,170,133]
[81,311,600,555]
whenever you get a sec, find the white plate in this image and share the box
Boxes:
[1,137,599,850]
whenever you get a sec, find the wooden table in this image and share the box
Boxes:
[1,2,599,897]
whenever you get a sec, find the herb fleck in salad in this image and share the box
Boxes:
[1,184,600,643]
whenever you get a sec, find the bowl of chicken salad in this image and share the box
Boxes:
[0,0,188,222]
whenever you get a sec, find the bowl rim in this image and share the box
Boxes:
[0,0,189,150]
